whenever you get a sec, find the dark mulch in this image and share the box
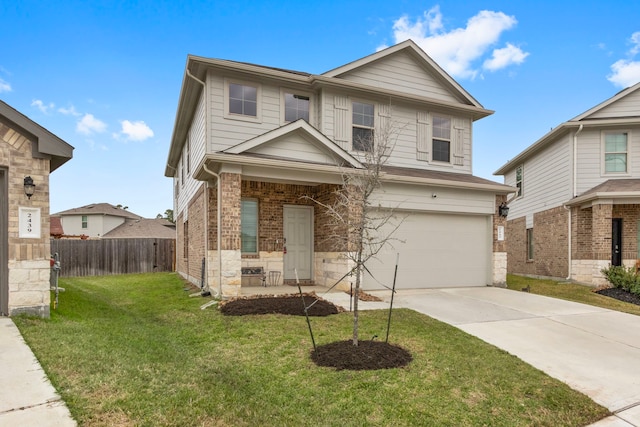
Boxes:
[311,340,413,370]
[219,293,343,316]
[595,287,640,306]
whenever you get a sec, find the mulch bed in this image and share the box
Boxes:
[595,287,640,306]
[311,340,412,370]
[219,293,343,316]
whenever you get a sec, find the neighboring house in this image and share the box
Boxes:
[53,203,143,238]
[102,218,176,239]
[495,82,640,286]
[0,100,73,317]
[165,40,513,297]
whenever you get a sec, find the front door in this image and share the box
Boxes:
[0,169,8,315]
[612,218,623,267]
[283,205,312,281]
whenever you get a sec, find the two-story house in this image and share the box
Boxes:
[53,203,143,238]
[495,82,640,286]
[165,40,513,297]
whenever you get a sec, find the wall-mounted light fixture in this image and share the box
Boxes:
[498,202,509,218]
[24,176,36,199]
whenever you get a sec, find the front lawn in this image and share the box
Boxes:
[15,273,609,426]
[507,274,640,316]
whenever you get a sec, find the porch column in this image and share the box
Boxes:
[220,172,242,297]
[492,195,507,287]
[591,203,612,286]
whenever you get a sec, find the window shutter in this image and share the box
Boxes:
[378,103,391,137]
[334,95,350,150]
[452,118,465,166]
[416,111,430,161]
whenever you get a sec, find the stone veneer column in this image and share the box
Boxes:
[492,195,508,287]
[219,173,242,297]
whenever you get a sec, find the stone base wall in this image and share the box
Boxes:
[571,258,635,287]
[492,252,507,287]
[314,252,352,291]
[8,259,50,317]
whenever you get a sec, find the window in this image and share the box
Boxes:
[81,215,88,229]
[604,132,628,173]
[186,134,190,175]
[352,101,374,152]
[228,82,258,117]
[516,165,524,198]
[184,221,188,258]
[241,199,258,254]
[432,115,451,162]
[284,93,310,122]
[526,228,534,261]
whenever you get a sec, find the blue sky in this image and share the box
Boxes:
[2,1,640,218]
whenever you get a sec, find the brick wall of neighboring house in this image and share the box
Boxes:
[1,120,52,317]
[507,206,568,279]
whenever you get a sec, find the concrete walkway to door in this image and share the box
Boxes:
[341,287,640,427]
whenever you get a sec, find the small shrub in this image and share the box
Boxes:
[601,265,640,297]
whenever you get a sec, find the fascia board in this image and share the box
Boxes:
[380,173,516,194]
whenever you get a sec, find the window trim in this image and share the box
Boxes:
[81,215,88,229]
[602,130,631,176]
[223,78,262,123]
[241,198,259,255]
[281,88,312,124]
[526,228,534,261]
[515,165,524,199]
[351,100,375,152]
[431,114,452,164]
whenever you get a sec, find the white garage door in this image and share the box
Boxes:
[362,212,491,290]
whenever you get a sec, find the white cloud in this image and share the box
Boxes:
[77,113,107,135]
[31,99,55,114]
[607,32,640,87]
[58,105,81,116]
[483,43,529,71]
[0,78,11,93]
[390,6,527,79]
[119,120,154,141]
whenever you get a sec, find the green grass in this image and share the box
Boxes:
[507,274,640,316]
[15,273,609,426]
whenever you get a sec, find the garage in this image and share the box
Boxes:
[362,212,492,290]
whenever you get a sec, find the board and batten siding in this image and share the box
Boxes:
[336,50,462,104]
[586,90,640,119]
[575,126,640,195]
[505,133,572,224]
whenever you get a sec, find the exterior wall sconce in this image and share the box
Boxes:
[24,176,36,199]
[498,202,509,218]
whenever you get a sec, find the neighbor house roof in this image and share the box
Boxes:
[102,218,176,239]
[50,216,64,236]
[166,40,494,177]
[494,81,640,176]
[0,100,74,172]
[565,179,640,207]
[53,203,142,220]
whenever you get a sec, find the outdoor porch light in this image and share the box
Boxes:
[23,176,35,199]
[498,202,509,218]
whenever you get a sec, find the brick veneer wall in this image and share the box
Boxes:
[613,204,640,260]
[573,207,592,260]
[186,184,205,282]
[1,120,52,317]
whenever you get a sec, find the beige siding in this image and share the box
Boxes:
[177,92,207,216]
[247,134,340,165]
[337,50,461,103]
[587,90,640,119]
[506,133,572,221]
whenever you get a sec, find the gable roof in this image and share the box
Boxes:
[222,120,363,169]
[53,203,142,220]
[102,218,176,239]
[0,100,73,172]
[494,82,640,176]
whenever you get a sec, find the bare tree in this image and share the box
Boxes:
[308,116,404,345]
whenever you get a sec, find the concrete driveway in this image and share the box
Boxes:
[354,287,640,427]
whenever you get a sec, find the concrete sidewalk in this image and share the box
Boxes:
[0,317,76,426]
[346,287,640,427]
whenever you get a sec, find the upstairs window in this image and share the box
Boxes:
[241,199,258,254]
[516,165,524,198]
[225,80,261,122]
[604,132,628,173]
[284,93,310,122]
[432,115,451,162]
[81,215,88,229]
[352,101,374,152]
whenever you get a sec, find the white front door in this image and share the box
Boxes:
[283,205,313,281]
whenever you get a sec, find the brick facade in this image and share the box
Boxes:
[1,120,52,317]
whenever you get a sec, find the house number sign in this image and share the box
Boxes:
[19,207,41,239]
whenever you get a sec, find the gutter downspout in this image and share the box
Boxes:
[566,124,584,280]
[186,68,222,297]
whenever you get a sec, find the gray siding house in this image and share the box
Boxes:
[166,40,513,297]
[495,82,640,285]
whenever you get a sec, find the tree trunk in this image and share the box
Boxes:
[352,250,362,346]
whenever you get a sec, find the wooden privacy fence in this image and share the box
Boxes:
[50,238,175,277]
